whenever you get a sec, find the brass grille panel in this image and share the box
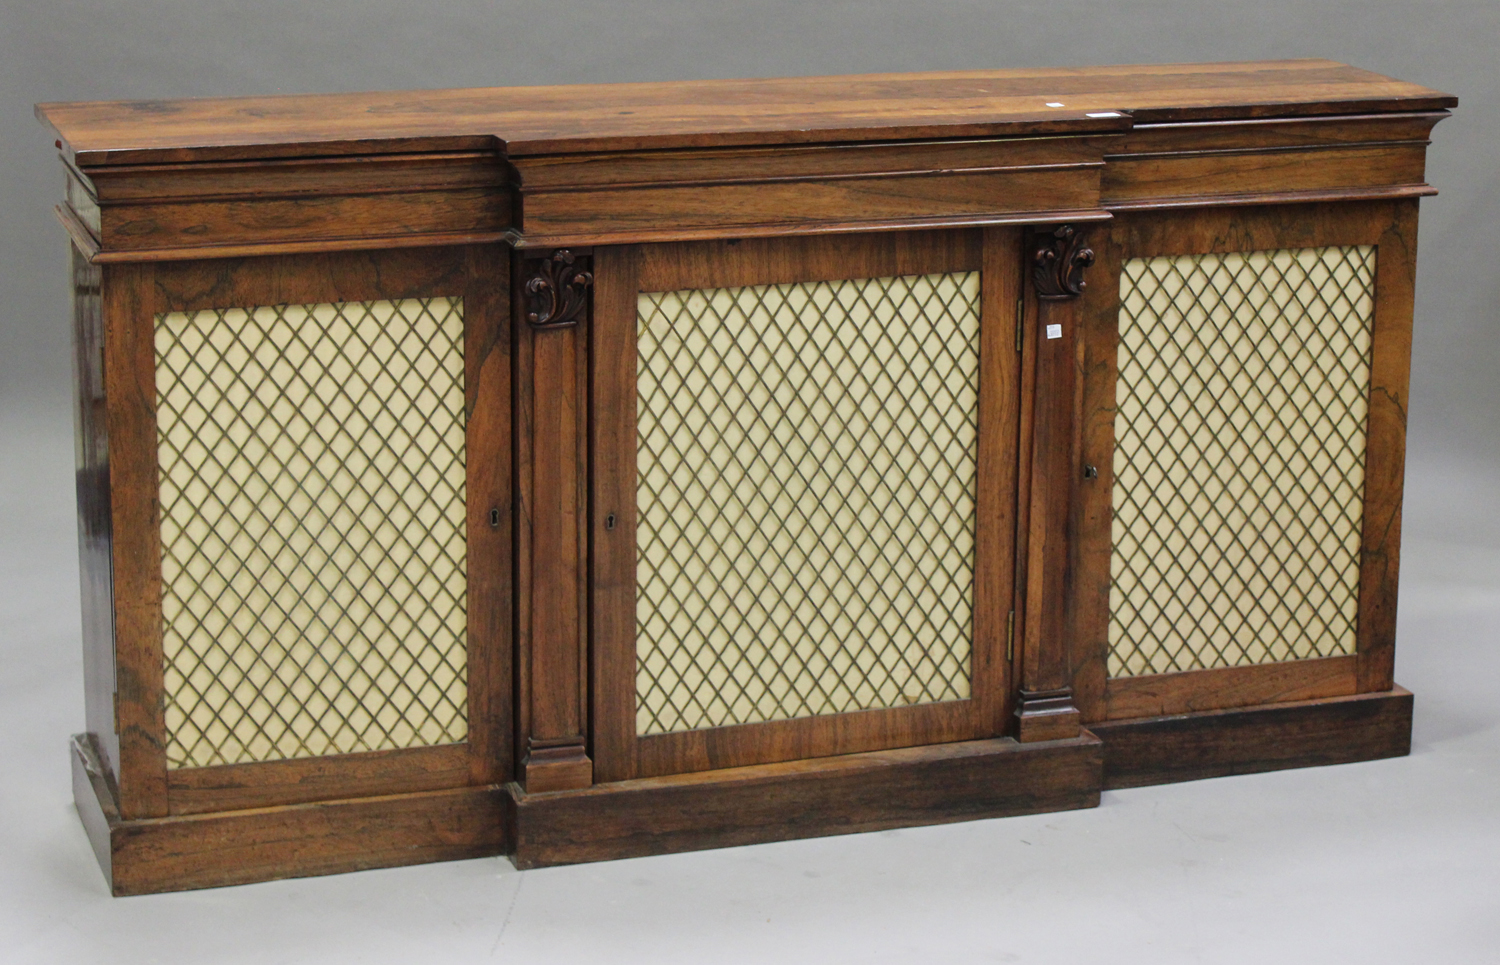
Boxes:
[155,298,468,767]
[636,273,980,735]
[1110,247,1375,677]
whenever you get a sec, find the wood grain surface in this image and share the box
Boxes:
[1014,228,1089,742]
[38,61,1452,166]
[1104,655,1360,720]
[45,63,1453,260]
[509,734,1102,868]
[73,733,506,896]
[1094,686,1413,789]
[101,259,169,818]
[166,745,473,815]
[513,249,594,792]
[1065,219,1122,724]
[72,245,120,781]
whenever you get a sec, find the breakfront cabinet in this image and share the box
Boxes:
[37,60,1454,894]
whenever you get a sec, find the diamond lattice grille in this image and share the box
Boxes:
[636,273,980,735]
[155,298,468,768]
[1110,247,1375,677]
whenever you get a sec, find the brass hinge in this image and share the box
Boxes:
[1006,609,1015,661]
[1014,297,1024,353]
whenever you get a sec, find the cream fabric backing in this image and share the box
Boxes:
[154,298,468,767]
[636,274,980,735]
[1109,247,1375,677]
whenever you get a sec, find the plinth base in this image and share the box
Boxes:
[70,686,1414,893]
[507,733,1104,869]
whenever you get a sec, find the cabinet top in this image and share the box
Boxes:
[37,59,1454,168]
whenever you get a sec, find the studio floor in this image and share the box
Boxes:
[2,407,1497,964]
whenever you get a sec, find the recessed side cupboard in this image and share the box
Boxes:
[36,59,1453,894]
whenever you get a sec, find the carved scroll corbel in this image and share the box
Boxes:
[524,249,594,329]
[1031,225,1095,300]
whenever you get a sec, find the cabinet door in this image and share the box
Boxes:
[589,229,1024,781]
[103,245,511,817]
[1070,201,1416,723]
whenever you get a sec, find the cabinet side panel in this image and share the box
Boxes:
[103,260,170,817]
[73,244,119,774]
[1355,199,1418,692]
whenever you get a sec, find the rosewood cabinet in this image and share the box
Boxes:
[36,59,1454,894]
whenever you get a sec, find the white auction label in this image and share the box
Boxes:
[1046,323,1062,340]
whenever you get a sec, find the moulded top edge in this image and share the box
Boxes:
[36,60,1456,169]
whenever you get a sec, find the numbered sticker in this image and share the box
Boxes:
[1046,323,1062,340]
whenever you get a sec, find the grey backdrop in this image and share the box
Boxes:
[4,0,1498,538]
[2,2,1496,962]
